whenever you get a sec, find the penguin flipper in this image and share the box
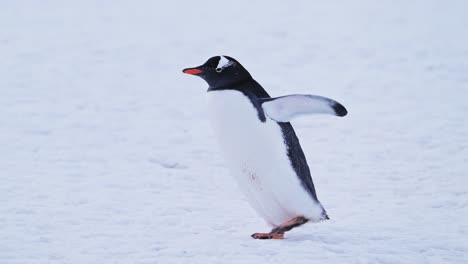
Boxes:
[260,94,347,122]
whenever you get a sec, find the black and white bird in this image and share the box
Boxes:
[183,56,347,239]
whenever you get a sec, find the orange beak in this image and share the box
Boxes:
[183,68,203,75]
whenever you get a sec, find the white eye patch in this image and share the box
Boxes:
[216,56,232,70]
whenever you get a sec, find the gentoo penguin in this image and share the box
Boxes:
[183,56,347,239]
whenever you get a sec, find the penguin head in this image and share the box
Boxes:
[183,56,252,89]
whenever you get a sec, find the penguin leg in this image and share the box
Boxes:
[251,216,309,239]
[271,216,309,234]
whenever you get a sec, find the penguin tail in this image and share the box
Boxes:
[321,213,330,220]
[319,204,330,221]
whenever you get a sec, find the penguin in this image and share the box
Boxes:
[183,56,347,239]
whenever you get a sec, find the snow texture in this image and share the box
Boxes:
[1,0,467,263]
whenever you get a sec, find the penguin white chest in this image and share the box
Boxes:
[207,90,322,226]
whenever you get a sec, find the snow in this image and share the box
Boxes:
[1,0,467,263]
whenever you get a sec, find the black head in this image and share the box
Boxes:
[183,56,252,89]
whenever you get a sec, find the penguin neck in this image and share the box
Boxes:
[207,78,252,92]
[207,78,271,98]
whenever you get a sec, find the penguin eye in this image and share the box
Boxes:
[216,68,223,73]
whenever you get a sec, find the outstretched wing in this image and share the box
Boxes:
[260,94,347,122]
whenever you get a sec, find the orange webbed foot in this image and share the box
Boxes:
[251,233,284,239]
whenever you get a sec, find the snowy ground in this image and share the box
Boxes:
[1,1,468,263]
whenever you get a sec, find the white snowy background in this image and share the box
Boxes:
[1,0,467,263]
